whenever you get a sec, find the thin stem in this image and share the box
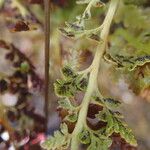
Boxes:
[44,0,50,132]
[70,0,120,149]
[83,0,95,16]
[78,0,95,24]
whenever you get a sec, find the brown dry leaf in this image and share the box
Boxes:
[8,20,38,32]
[1,0,41,32]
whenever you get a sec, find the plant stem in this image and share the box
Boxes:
[70,0,120,149]
[44,0,50,132]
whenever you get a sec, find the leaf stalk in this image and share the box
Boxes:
[70,0,120,149]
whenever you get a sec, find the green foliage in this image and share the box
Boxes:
[78,127,112,150]
[107,1,150,93]
[53,66,136,150]
[41,123,71,150]
[104,53,150,71]
[61,65,77,79]
[54,63,137,148]
[58,98,76,111]
[110,28,150,55]
[104,6,150,93]
[42,0,149,149]
[59,0,105,42]
[96,108,137,146]
[54,79,76,97]
[78,128,91,144]
[54,66,88,97]
[64,112,78,123]
[87,135,112,150]
[115,2,150,30]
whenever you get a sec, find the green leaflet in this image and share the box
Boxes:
[78,127,112,150]
[58,98,75,110]
[102,138,112,150]
[59,15,103,41]
[104,53,150,71]
[59,15,85,39]
[59,0,105,42]
[93,97,104,105]
[103,98,121,110]
[87,134,112,150]
[54,79,77,97]
[96,110,137,147]
[41,123,70,150]
[64,112,78,123]
[58,99,78,123]
[54,66,88,97]
[59,25,102,42]
[132,56,150,70]
[87,135,100,150]
[113,111,124,119]
[61,65,77,79]
[118,120,137,146]
[95,109,107,122]
[105,111,114,136]
[77,77,88,91]
[78,129,91,144]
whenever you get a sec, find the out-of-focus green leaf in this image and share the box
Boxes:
[115,2,150,30]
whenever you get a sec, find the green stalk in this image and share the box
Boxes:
[70,0,120,149]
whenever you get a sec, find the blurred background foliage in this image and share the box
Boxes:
[0,0,150,149]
